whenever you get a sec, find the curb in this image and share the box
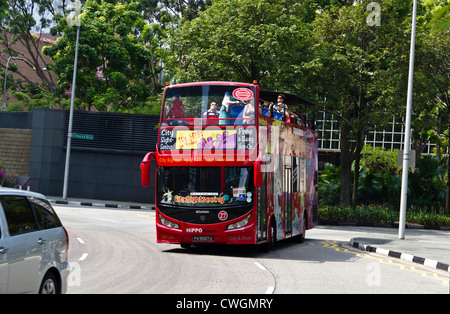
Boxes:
[349,239,450,273]
[319,220,450,231]
[49,199,154,210]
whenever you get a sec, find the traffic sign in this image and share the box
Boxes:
[72,133,94,140]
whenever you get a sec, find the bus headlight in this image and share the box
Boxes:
[159,214,181,229]
[226,213,251,230]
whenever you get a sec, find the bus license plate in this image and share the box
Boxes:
[192,236,214,242]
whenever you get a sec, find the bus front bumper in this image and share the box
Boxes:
[156,222,256,245]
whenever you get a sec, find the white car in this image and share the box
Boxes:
[0,188,69,294]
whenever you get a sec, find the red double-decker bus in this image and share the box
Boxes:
[141,81,318,251]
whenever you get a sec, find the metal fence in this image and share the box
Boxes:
[315,112,437,154]
[64,111,160,155]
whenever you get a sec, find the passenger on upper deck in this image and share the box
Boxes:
[260,100,272,117]
[204,102,220,116]
[273,94,288,115]
[243,100,255,124]
[167,94,185,118]
[219,92,240,125]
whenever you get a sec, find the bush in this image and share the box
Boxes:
[406,211,450,226]
[319,205,450,227]
[318,163,341,205]
[318,147,447,206]
[0,158,18,188]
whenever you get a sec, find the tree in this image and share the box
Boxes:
[415,15,449,212]
[44,0,166,112]
[0,0,68,95]
[307,0,413,206]
[158,0,211,21]
[165,0,312,91]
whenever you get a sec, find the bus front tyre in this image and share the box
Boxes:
[268,222,276,246]
[257,221,276,253]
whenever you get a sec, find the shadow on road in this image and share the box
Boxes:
[163,237,365,264]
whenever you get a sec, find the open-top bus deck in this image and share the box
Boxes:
[141,81,318,250]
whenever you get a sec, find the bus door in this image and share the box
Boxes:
[257,172,268,243]
[284,165,292,235]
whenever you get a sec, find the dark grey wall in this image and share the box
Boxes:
[63,150,156,203]
[1,109,156,203]
[28,109,66,196]
[0,111,32,129]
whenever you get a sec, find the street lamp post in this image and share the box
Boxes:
[63,1,82,200]
[62,24,80,200]
[2,56,17,111]
[399,0,418,239]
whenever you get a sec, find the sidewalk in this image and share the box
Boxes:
[47,196,155,210]
[350,227,450,272]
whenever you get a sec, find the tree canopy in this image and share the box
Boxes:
[1,0,449,209]
[42,0,166,112]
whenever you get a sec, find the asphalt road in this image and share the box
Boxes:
[53,204,449,294]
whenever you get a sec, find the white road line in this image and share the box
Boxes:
[79,253,88,261]
[254,261,267,271]
[76,237,85,244]
[254,262,274,294]
[93,217,118,223]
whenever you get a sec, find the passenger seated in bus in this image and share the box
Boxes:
[296,113,307,128]
[274,94,288,114]
[296,116,306,128]
[270,94,287,120]
[260,100,271,117]
[286,109,298,124]
[219,92,240,125]
[203,102,220,116]
[242,100,255,124]
[167,94,185,118]
[267,102,274,118]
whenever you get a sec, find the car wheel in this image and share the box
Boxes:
[39,272,60,294]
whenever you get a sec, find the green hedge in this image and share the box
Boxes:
[319,205,450,227]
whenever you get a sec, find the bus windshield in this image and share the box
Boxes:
[157,167,254,208]
[162,84,256,126]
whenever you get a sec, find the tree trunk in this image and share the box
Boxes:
[446,116,450,215]
[352,155,360,208]
[340,121,352,206]
[351,126,366,208]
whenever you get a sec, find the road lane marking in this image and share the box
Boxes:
[254,262,275,293]
[320,240,449,287]
[79,253,88,261]
[93,217,118,223]
[254,262,267,271]
[76,237,85,244]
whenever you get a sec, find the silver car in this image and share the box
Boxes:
[0,188,69,294]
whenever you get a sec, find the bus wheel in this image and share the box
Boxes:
[268,220,276,246]
[257,219,276,253]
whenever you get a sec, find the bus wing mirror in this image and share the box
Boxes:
[140,152,156,187]
[254,159,263,188]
